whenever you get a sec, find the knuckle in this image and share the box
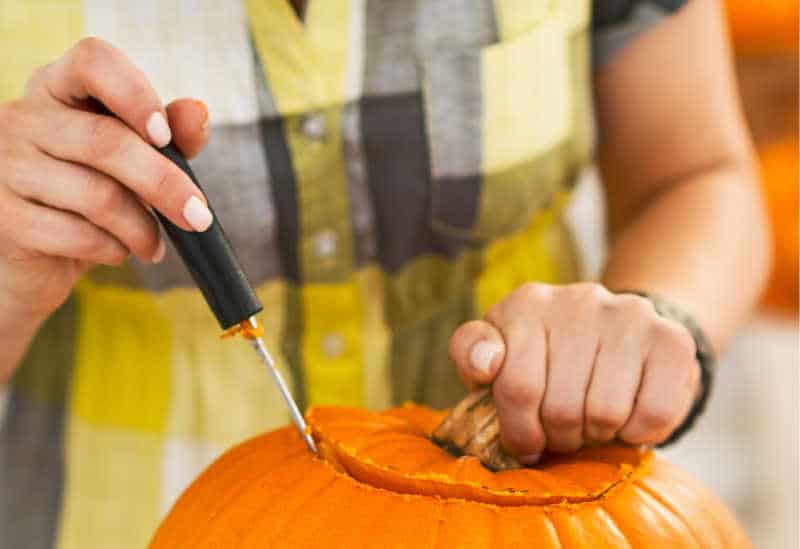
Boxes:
[150,168,190,209]
[542,402,583,429]
[87,116,127,160]
[582,283,609,302]
[501,423,543,456]
[131,220,159,255]
[496,381,543,410]
[107,246,129,265]
[586,402,629,431]
[85,177,123,221]
[127,68,150,99]
[518,282,550,305]
[652,319,696,358]
[24,64,50,95]
[75,37,111,62]
[617,294,654,318]
[485,303,504,326]
[73,38,117,90]
[73,228,105,258]
[151,169,175,203]
[31,64,48,81]
[638,402,675,431]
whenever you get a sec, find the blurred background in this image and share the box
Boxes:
[568,2,799,546]
[671,2,799,546]
[0,1,797,547]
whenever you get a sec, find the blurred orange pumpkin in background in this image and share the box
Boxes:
[724,0,799,55]
[150,405,752,548]
[725,0,798,313]
[759,137,799,312]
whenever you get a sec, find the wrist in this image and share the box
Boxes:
[0,290,49,331]
[0,291,49,384]
[0,263,55,329]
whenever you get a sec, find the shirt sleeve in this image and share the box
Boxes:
[592,0,689,68]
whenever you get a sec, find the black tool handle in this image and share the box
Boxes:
[155,144,263,329]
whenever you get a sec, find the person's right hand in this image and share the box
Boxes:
[0,37,212,328]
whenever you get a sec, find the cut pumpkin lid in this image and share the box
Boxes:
[307,404,651,507]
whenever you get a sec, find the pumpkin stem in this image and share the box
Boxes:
[431,388,523,471]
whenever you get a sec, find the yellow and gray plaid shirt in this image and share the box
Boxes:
[0,1,685,547]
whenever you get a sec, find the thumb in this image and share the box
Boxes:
[449,320,506,389]
[166,99,210,159]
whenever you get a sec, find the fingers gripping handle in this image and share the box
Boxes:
[156,144,263,329]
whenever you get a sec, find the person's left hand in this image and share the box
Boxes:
[449,283,700,465]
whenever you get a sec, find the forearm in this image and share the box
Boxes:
[602,162,771,352]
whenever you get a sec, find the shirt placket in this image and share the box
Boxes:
[289,104,365,406]
[246,0,366,406]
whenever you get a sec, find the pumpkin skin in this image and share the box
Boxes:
[150,405,751,548]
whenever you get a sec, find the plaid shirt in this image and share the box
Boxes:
[0,1,685,547]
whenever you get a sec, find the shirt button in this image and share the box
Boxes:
[321,333,345,358]
[301,112,327,141]
[314,229,338,258]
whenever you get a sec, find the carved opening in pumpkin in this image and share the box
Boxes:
[307,405,650,507]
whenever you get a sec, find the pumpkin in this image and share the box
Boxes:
[150,404,751,548]
[725,0,798,55]
[760,136,799,312]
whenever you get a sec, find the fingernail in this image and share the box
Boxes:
[469,340,502,374]
[183,196,213,232]
[146,111,172,147]
[151,238,165,264]
[520,453,542,466]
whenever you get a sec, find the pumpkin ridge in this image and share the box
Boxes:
[593,507,634,549]
[632,481,705,549]
[615,484,703,548]
[427,501,446,549]
[650,460,743,541]
[240,470,340,547]
[184,448,314,547]
[637,464,728,544]
[164,435,307,548]
[251,477,349,547]
[542,514,564,549]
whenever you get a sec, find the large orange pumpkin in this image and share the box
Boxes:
[150,405,751,548]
